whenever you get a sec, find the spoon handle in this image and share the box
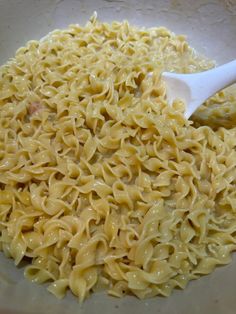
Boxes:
[184,59,236,118]
[196,59,236,100]
[162,60,236,119]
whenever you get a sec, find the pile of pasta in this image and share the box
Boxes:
[0,15,236,301]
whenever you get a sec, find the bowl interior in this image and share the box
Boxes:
[0,1,236,313]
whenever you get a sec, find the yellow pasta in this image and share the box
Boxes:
[0,14,236,302]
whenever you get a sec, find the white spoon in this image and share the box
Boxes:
[162,59,236,119]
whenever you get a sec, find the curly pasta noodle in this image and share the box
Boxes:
[0,15,236,302]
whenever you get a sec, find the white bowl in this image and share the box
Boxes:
[0,1,235,313]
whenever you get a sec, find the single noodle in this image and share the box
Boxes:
[0,15,236,301]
